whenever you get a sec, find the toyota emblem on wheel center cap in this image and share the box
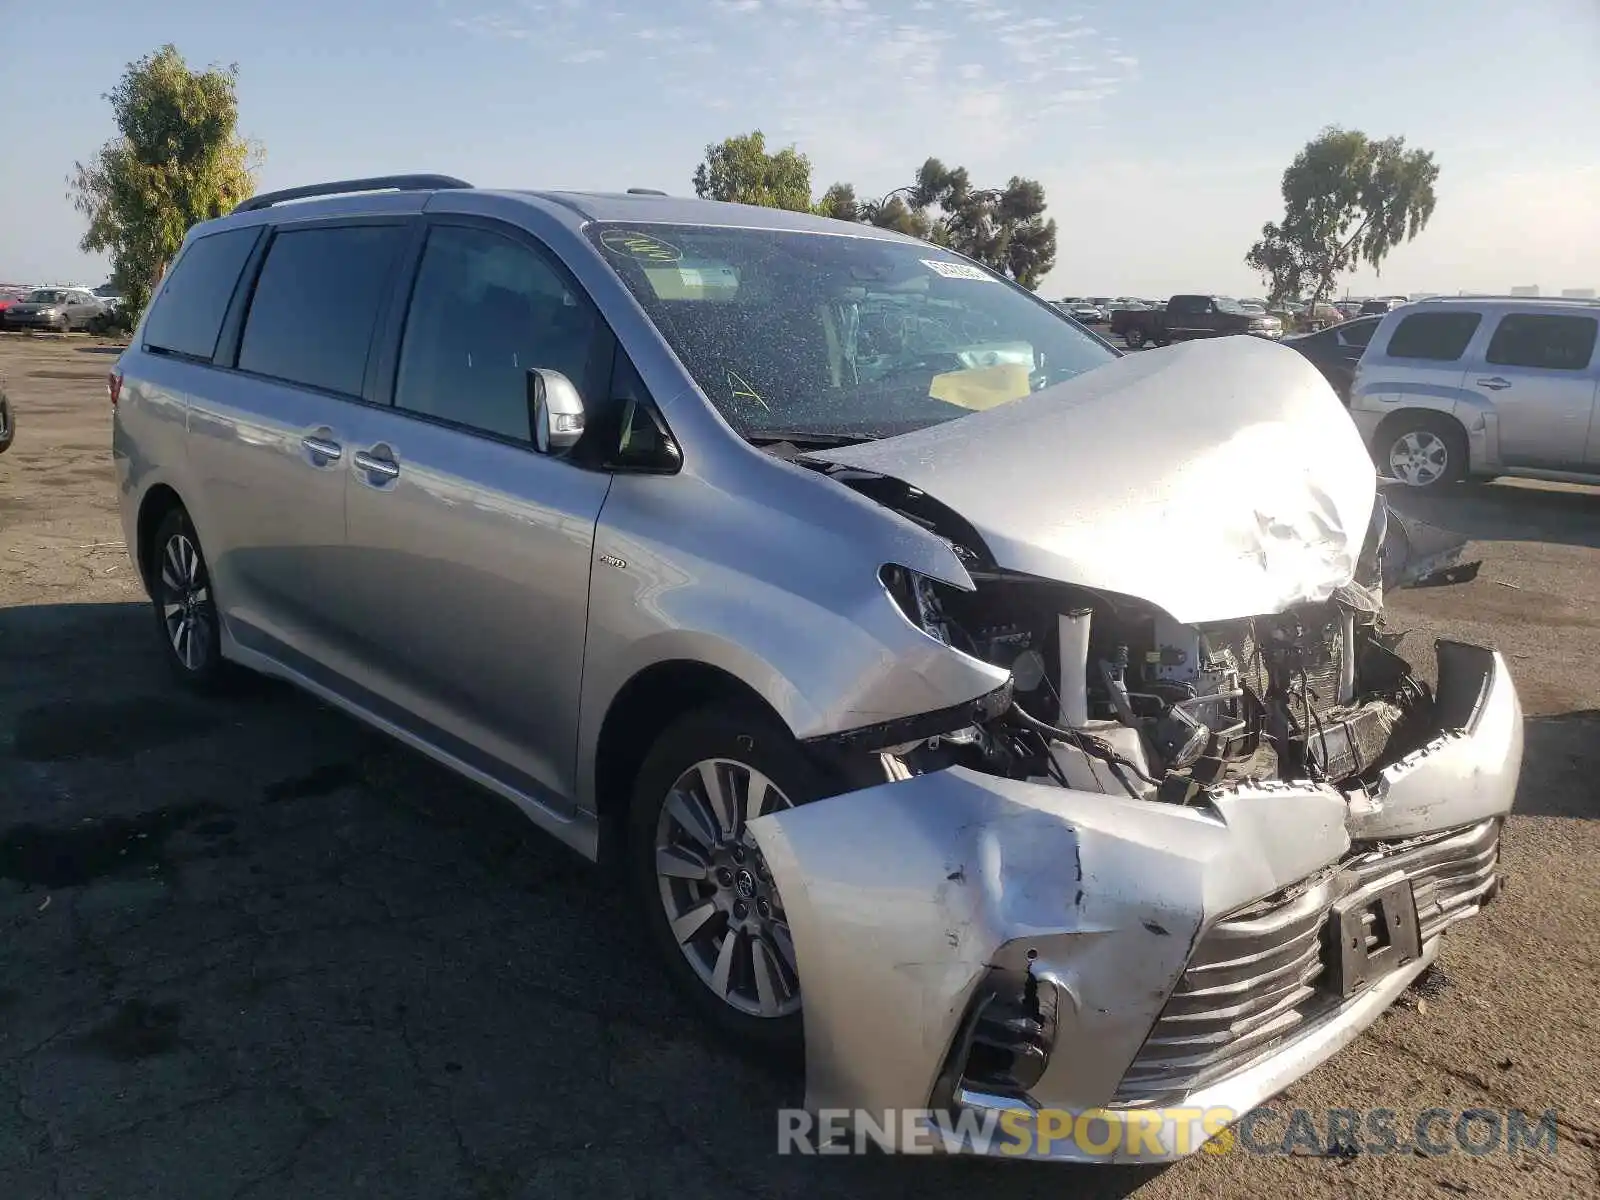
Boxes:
[734,868,757,900]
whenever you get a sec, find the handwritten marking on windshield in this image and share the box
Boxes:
[599,230,683,263]
[727,369,769,411]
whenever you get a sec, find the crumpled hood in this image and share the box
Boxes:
[806,336,1378,625]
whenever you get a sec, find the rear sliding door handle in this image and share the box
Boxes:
[1476,376,1512,391]
[353,450,401,480]
[301,435,342,462]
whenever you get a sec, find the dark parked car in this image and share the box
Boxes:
[1110,294,1283,348]
[1281,315,1382,403]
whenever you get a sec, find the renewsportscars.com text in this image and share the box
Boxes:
[776,1106,1562,1160]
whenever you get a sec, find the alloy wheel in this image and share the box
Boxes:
[654,758,801,1019]
[1389,430,1449,487]
[159,532,212,671]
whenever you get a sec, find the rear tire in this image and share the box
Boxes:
[1378,413,1467,491]
[149,507,230,693]
[1124,328,1147,349]
[627,704,833,1057]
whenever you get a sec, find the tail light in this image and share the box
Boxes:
[107,369,123,408]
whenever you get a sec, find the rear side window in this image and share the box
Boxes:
[1383,311,1481,361]
[1486,314,1598,371]
[1339,319,1378,349]
[238,224,406,395]
[143,228,257,360]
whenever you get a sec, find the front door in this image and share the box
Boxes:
[337,219,613,810]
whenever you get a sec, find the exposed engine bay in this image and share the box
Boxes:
[881,564,1435,802]
[845,469,1440,803]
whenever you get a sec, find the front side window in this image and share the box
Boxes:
[25,289,67,304]
[587,222,1115,442]
[1384,311,1482,361]
[1486,314,1598,371]
[238,224,406,395]
[393,225,598,442]
[142,228,258,360]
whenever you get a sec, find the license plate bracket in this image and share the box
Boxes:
[1323,875,1422,999]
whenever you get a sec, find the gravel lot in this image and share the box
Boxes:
[1,332,1597,1199]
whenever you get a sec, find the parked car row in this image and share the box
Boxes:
[1111,294,1284,347]
[0,286,122,332]
[1052,296,1157,322]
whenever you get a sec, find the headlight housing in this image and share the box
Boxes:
[880,563,955,645]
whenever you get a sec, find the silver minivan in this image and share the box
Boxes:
[1350,295,1600,490]
[113,176,1521,1161]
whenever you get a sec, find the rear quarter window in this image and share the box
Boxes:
[142,228,259,361]
[1382,311,1482,361]
[237,224,407,396]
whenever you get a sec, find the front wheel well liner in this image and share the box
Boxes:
[592,660,790,869]
[135,484,186,594]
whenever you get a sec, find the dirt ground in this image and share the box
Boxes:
[1,332,1597,1199]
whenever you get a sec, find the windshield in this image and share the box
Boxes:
[588,222,1115,442]
[1214,297,1251,314]
[25,289,66,304]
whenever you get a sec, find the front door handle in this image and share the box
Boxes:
[353,449,401,481]
[1476,376,1512,391]
[301,435,343,463]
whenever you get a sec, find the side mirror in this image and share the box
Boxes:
[527,368,585,454]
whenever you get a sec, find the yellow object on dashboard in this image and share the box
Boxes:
[929,362,1032,411]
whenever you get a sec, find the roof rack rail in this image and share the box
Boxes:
[1421,293,1600,305]
[234,174,474,214]
[626,187,669,196]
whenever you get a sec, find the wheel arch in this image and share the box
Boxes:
[1370,407,1471,462]
[135,483,187,594]
[592,659,789,870]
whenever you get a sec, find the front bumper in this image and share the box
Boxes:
[748,641,1520,1162]
[5,312,63,328]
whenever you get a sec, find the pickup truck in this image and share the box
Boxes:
[1110,294,1283,349]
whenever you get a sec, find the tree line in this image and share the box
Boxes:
[690,131,1058,290]
[67,45,1440,327]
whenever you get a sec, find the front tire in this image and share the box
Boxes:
[149,507,228,692]
[1380,413,1467,491]
[1123,328,1147,349]
[628,704,832,1055]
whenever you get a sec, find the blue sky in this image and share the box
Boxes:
[2,0,1596,296]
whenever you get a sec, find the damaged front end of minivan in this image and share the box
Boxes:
[747,338,1520,1162]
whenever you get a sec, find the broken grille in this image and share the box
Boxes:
[1112,817,1501,1106]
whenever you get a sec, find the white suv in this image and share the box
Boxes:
[1349,295,1600,490]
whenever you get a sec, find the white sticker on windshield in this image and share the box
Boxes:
[922,258,993,282]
